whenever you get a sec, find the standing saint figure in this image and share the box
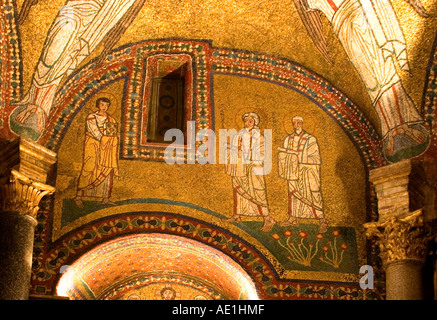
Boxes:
[12,0,144,135]
[293,0,430,162]
[222,112,275,232]
[73,97,119,207]
[278,116,328,233]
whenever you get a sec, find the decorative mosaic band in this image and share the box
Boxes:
[39,39,384,169]
[40,40,213,163]
[422,31,437,137]
[0,0,22,135]
[99,273,227,301]
[210,47,384,168]
[31,202,382,300]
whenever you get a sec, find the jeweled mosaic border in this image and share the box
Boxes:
[210,47,385,169]
[0,0,22,137]
[99,273,226,300]
[41,55,132,150]
[40,40,213,163]
[31,200,383,300]
[39,39,384,169]
[422,31,437,137]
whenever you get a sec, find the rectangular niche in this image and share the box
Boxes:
[119,41,212,162]
[142,54,193,146]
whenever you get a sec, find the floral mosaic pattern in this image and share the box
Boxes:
[272,229,349,268]
[31,197,382,299]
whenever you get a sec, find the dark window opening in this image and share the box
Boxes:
[147,66,186,144]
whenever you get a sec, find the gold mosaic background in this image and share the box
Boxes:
[16,0,437,138]
[55,75,367,230]
[11,0,437,297]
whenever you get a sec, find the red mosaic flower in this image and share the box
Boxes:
[283,230,293,237]
[316,233,324,240]
[340,243,348,251]
[332,229,341,237]
[272,233,281,240]
[298,231,308,239]
[322,245,329,252]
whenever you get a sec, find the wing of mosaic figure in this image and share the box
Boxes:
[292,0,333,65]
[403,0,429,17]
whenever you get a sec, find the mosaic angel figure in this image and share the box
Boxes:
[293,0,430,162]
[12,0,145,137]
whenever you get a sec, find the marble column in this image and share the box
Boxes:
[0,138,56,300]
[364,159,435,300]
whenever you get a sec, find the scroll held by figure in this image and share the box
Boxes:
[222,112,276,232]
[278,116,329,233]
[293,0,430,162]
[73,97,119,208]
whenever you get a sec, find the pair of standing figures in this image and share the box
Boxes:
[223,113,328,233]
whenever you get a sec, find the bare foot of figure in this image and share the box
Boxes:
[73,198,84,208]
[279,217,298,227]
[385,123,428,157]
[261,216,275,232]
[402,125,426,145]
[15,104,45,132]
[318,218,329,233]
[221,215,241,223]
[16,104,38,123]
[101,198,117,206]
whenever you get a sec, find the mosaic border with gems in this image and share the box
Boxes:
[422,31,437,136]
[39,39,384,169]
[119,41,211,161]
[209,47,385,169]
[40,54,132,150]
[0,0,22,135]
[40,40,213,162]
[30,201,383,300]
[99,273,227,300]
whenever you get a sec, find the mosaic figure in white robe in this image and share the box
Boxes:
[293,0,430,162]
[13,0,137,134]
[278,116,329,233]
[223,112,276,232]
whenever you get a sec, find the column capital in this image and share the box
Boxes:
[364,210,435,266]
[0,137,57,184]
[0,170,55,220]
[0,137,56,219]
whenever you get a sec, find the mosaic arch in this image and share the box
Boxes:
[32,205,379,300]
[26,32,437,301]
[56,233,259,300]
[24,38,389,300]
[34,38,385,169]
